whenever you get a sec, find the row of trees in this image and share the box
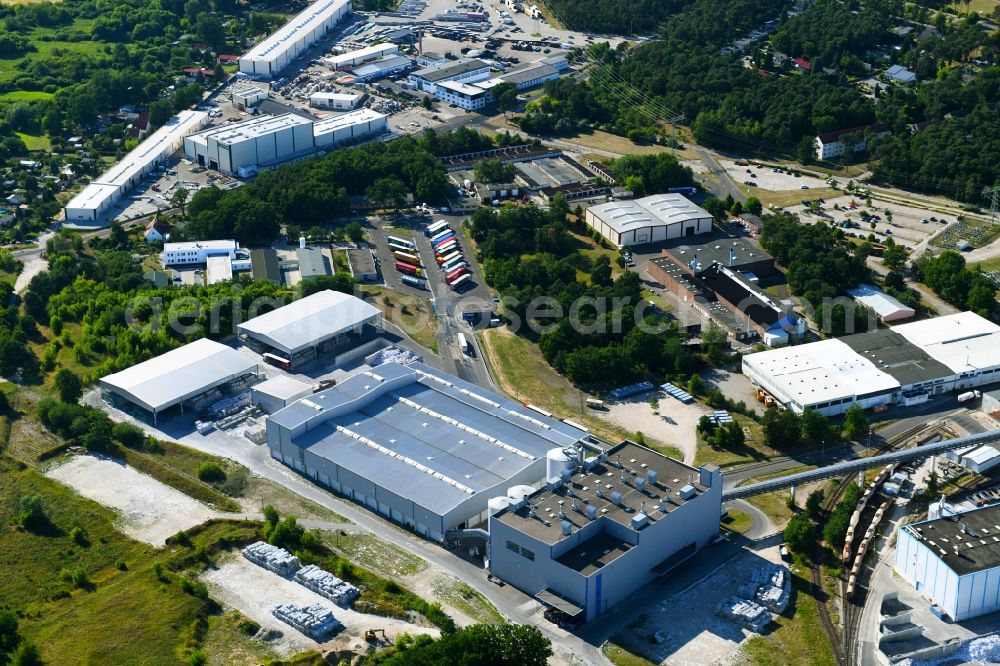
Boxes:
[911,249,996,317]
[761,403,870,450]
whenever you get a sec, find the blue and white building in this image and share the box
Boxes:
[894,503,1000,621]
[489,441,722,622]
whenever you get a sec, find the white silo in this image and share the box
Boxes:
[488,496,512,515]
[507,485,534,504]
[546,447,574,482]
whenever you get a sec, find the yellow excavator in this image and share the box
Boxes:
[364,628,388,643]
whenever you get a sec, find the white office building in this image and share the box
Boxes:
[585,193,713,247]
[238,0,352,78]
[309,91,363,110]
[163,240,238,266]
[408,59,491,94]
[895,503,1000,621]
[312,109,387,147]
[183,114,315,176]
[435,80,491,111]
[64,110,209,223]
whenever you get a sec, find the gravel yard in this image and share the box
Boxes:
[202,557,439,657]
[45,453,217,546]
[598,392,709,464]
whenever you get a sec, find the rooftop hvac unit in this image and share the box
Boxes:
[635,477,647,493]
[647,469,658,486]
[611,491,622,506]
[586,505,597,520]
[561,520,572,536]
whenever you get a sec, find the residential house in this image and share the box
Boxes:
[144,218,172,243]
[814,123,890,160]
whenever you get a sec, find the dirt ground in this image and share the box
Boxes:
[614,547,784,666]
[45,453,217,545]
[598,392,710,464]
[203,556,440,658]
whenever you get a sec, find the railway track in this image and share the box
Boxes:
[809,421,941,665]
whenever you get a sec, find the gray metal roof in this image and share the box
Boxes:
[905,503,1000,576]
[412,59,489,83]
[99,338,257,413]
[839,328,951,387]
[270,362,587,514]
[237,290,381,355]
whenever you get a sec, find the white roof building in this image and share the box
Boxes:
[237,289,383,358]
[183,114,315,176]
[847,283,915,322]
[961,446,1000,473]
[163,240,238,266]
[743,312,1000,415]
[585,193,713,247]
[309,91,363,110]
[885,64,917,84]
[99,338,257,419]
[238,0,351,78]
[325,43,399,70]
[312,109,387,147]
[64,110,209,223]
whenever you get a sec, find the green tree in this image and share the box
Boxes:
[197,461,226,483]
[299,273,356,297]
[762,405,802,448]
[365,177,408,214]
[0,609,18,652]
[10,642,42,666]
[345,221,364,243]
[881,241,908,272]
[170,187,190,217]
[842,403,869,441]
[590,255,612,287]
[148,100,174,128]
[377,623,552,666]
[55,368,83,403]
[112,422,146,449]
[800,407,831,444]
[784,514,816,556]
[421,96,433,110]
[473,159,516,184]
[805,489,824,520]
[18,495,46,531]
[744,196,763,215]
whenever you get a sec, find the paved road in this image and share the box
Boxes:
[696,148,746,203]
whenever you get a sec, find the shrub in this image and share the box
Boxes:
[179,577,208,600]
[70,526,89,546]
[115,559,128,571]
[153,562,167,582]
[17,495,46,531]
[188,651,207,666]
[111,422,147,449]
[238,618,260,636]
[196,461,226,483]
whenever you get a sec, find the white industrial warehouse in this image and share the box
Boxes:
[64,110,208,223]
[847,283,915,322]
[183,111,386,176]
[238,0,351,78]
[742,311,1000,416]
[895,502,1000,621]
[309,91,363,110]
[265,362,590,541]
[585,194,713,247]
[237,289,382,367]
[99,338,259,422]
[324,43,398,70]
[490,442,723,622]
[163,240,238,266]
[183,114,316,176]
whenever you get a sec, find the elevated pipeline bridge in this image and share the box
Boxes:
[722,428,1000,501]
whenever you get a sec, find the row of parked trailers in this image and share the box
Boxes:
[427,221,471,289]
[387,234,428,288]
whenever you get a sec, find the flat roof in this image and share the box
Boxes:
[206,255,233,284]
[296,247,331,279]
[100,338,257,413]
[847,283,915,320]
[500,63,558,85]
[327,43,397,66]
[313,109,386,135]
[893,312,1000,374]
[839,328,951,386]
[905,503,1000,576]
[253,374,313,400]
[352,55,411,77]
[743,338,900,407]
[187,114,312,147]
[589,194,711,234]
[241,0,350,65]
[697,264,782,328]
[347,248,376,275]
[165,240,237,252]
[65,110,207,213]
[497,442,704,548]
[272,362,586,515]
[662,234,774,273]
[437,80,490,97]
[237,289,381,355]
[251,248,281,282]
[310,91,362,101]
[411,59,489,82]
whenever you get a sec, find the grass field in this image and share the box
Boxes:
[754,187,842,209]
[430,576,505,624]
[603,641,657,666]
[362,285,439,353]
[16,132,51,151]
[0,24,105,86]
[746,489,796,528]
[325,531,427,578]
[0,458,214,664]
[2,90,54,101]
[721,507,753,534]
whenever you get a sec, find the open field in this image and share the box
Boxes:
[16,132,51,152]
[362,285,439,353]
[0,90,54,101]
[0,458,217,664]
[429,575,505,625]
[45,453,218,545]
[324,531,428,578]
